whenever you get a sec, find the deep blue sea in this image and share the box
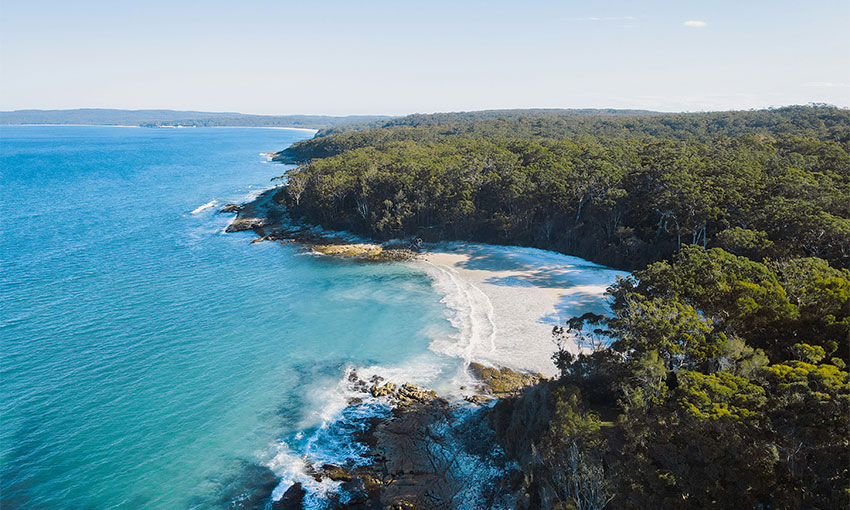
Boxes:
[0,126,458,508]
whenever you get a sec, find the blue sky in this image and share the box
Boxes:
[1,0,848,114]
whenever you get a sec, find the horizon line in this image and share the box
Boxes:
[2,103,848,119]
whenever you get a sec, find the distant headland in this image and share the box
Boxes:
[0,108,391,130]
[0,107,684,130]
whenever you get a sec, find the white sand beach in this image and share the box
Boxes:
[418,243,628,377]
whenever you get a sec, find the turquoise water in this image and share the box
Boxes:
[0,126,457,508]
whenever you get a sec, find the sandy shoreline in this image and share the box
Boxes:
[222,190,627,377]
[419,243,627,378]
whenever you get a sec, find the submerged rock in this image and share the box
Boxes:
[214,460,279,510]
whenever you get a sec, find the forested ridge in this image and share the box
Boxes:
[272,105,849,509]
[275,105,849,164]
[275,105,850,270]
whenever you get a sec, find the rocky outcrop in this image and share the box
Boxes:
[468,362,545,399]
[306,396,466,509]
[219,203,242,213]
[366,380,438,406]
[221,189,419,262]
[271,369,523,509]
[370,381,396,398]
[271,482,305,510]
[487,381,554,463]
[221,187,284,234]
[311,243,419,262]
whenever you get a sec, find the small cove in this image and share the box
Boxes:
[0,126,623,509]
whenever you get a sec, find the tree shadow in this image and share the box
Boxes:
[436,243,626,327]
[444,244,623,290]
[541,291,614,327]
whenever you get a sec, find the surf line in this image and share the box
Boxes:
[421,260,498,363]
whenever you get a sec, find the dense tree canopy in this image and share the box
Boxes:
[275,106,850,269]
[543,248,850,509]
[276,105,850,163]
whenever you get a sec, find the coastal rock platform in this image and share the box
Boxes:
[271,364,543,509]
[221,187,419,262]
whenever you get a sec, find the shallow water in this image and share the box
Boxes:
[0,126,457,508]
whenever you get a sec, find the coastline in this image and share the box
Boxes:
[222,189,628,508]
[222,191,625,379]
[0,124,319,132]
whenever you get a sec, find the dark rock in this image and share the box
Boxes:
[219,203,242,213]
[213,460,279,510]
[339,478,370,508]
[321,464,351,482]
[225,218,265,233]
[272,482,305,510]
[465,394,493,405]
[268,371,518,509]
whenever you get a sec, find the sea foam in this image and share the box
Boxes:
[265,358,453,507]
[190,200,218,214]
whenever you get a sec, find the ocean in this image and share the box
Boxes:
[0,126,624,509]
[0,126,460,508]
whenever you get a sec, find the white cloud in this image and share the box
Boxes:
[804,81,850,88]
[683,20,707,28]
